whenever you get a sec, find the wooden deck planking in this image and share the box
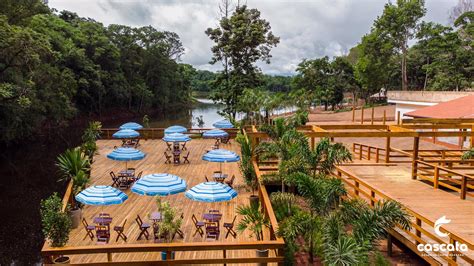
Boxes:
[338,164,474,258]
[58,139,268,264]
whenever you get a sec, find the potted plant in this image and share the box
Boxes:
[40,193,72,264]
[155,199,182,260]
[237,203,270,266]
[236,134,259,207]
[81,121,102,162]
[56,148,90,228]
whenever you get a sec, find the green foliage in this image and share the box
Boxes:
[56,147,90,182]
[206,5,279,118]
[236,133,257,193]
[461,149,474,160]
[81,121,102,159]
[40,193,72,247]
[142,115,150,128]
[270,192,299,222]
[311,138,352,175]
[155,199,183,242]
[294,56,358,110]
[236,203,270,241]
[0,4,192,143]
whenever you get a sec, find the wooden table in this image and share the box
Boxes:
[203,213,222,227]
[213,173,228,183]
[119,169,135,177]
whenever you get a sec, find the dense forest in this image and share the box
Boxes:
[0,1,193,143]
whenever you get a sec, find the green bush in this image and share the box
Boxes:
[40,193,72,247]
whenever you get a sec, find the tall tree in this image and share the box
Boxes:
[205,5,279,118]
[449,0,473,24]
[374,0,426,90]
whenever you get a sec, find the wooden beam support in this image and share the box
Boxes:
[371,107,375,125]
[412,136,420,180]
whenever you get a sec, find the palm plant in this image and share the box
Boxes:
[81,121,102,159]
[236,203,270,241]
[156,200,183,242]
[56,147,90,182]
[270,192,299,222]
[236,133,257,194]
[310,138,352,176]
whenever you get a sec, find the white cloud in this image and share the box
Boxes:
[48,0,457,75]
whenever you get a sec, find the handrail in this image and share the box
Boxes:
[352,142,386,163]
[61,180,74,212]
[334,166,474,265]
[100,127,239,139]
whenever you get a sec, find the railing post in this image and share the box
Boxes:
[382,110,386,125]
[352,143,356,153]
[371,106,375,125]
[107,252,112,262]
[411,137,420,180]
[433,166,439,189]
[166,251,172,260]
[385,134,391,163]
[415,218,422,245]
[387,234,393,257]
[370,191,375,206]
[397,111,401,125]
[359,145,363,160]
[367,146,371,161]
[355,181,359,196]
[461,176,467,200]
[375,148,380,163]
[449,238,457,262]
[223,249,227,266]
[361,106,364,125]
[352,105,355,122]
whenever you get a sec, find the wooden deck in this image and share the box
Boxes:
[54,139,274,264]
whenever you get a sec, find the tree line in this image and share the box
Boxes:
[0,0,192,143]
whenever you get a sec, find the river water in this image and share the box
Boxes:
[0,99,225,265]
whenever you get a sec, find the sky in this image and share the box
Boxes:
[48,0,457,75]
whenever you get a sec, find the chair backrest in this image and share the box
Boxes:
[110,171,117,179]
[205,176,209,182]
[230,175,235,183]
[164,151,171,158]
[214,170,222,174]
[120,219,127,229]
[82,218,89,228]
[128,167,135,171]
[192,214,198,225]
[230,215,237,225]
[185,151,190,158]
[99,213,110,217]
[136,215,143,226]
[136,171,142,179]
[209,209,219,214]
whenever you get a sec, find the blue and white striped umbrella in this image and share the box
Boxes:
[164,125,187,134]
[119,122,143,130]
[162,133,191,143]
[75,185,128,206]
[202,149,240,163]
[112,129,140,139]
[203,129,229,139]
[107,147,146,161]
[131,173,187,196]
[185,182,237,202]
[213,119,234,129]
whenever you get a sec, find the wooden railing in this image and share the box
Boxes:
[352,143,386,163]
[100,128,239,139]
[416,160,474,200]
[333,166,474,265]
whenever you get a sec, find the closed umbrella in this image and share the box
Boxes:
[112,129,140,139]
[202,129,229,139]
[213,119,233,129]
[202,148,240,173]
[185,182,237,202]
[131,173,187,196]
[119,122,143,130]
[162,133,191,143]
[164,125,187,134]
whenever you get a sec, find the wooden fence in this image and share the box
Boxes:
[334,166,474,265]
[100,128,239,140]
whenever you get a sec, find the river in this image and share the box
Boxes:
[0,99,225,265]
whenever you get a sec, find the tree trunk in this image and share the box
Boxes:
[401,45,408,91]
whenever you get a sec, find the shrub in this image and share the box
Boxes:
[40,193,72,247]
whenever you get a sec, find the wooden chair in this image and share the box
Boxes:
[113,219,127,242]
[192,214,205,237]
[135,215,150,240]
[82,218,95,240]
[183,151,190,164]
[225,175,235,188]
[166,142,172,151]
[221,136,230,144]
[96,225,110,243]
[118,176,129,190]
[224,216,237,239]
[205,225,219,240]
[132,171,142,182]
[172,213,185,240]
[133,139,140,148]
[110,171,119,187]
[181,142,187,150]
[164,152,172,164]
